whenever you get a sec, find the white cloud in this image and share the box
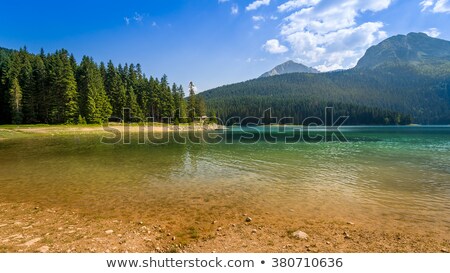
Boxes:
[124,12,146,25]
[423,27,441,37]
[133,12,144,23]
[270,15,278,20]
[263,39,289,54]
[231,4,239,15]
[269,0,392,71]
[246,0,271,11]
[278,0,320,13]
[420,0,450,13]
[218,0,229,3]
[252,16,265,30]
[360,0,391,12]
[252,15,265,21]
[420,0,434,11]
[434,0,450,11]
[315,63,344,72]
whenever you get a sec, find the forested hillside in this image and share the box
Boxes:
[0,47,207,124]
[201,33,450,125]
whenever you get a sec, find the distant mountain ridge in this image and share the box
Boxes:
[356,32,450,69]
[259,60,319,78]
[201,33,450,125]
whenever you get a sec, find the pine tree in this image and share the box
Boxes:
[9,77,22,124]
[99,62,106,86]
[149,77,162,121]
[46,50,79,123]
[178,85,188,123]
[172,83,188,123]
[69,54,77,75]
[172,83,180,118]
[196,96,206,118]
[0,59,9,124]
[159,74,174,122]
[125,85,140,121]
[6,52,23,124]
[18,48,35,123]
[188,81,196,121]
[32,56,48,123]
[134,63,148,117]
[140,76,151,118]
[105,60,126,118]
[60,52,79,123]
[77,56,112,124]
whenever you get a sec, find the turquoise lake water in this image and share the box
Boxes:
[0,126,449,234]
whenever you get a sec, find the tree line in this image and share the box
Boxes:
[205,96,412,126]
[0,47,208,125]
[201,65,450,125]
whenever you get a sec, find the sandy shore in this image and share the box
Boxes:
[4,124,222,134]
[0,202,448,253]
[0,124,224,142]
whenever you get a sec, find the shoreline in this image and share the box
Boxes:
[0,202,448,253]
[0,123,224,140]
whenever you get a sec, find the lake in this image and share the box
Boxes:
[0,126,449,252]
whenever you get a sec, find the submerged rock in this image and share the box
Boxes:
[38,246,49,253]
[19,238,42,247]
[245,217,252,223]
[292,230,308,240]
[105,230,114,235]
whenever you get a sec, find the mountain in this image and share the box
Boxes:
[356,32,450,70]
[201,33,450,125]
[259,60,319,78]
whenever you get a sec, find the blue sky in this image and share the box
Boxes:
[0,0,449,91]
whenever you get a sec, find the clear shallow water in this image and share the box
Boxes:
[0,126,449,233]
